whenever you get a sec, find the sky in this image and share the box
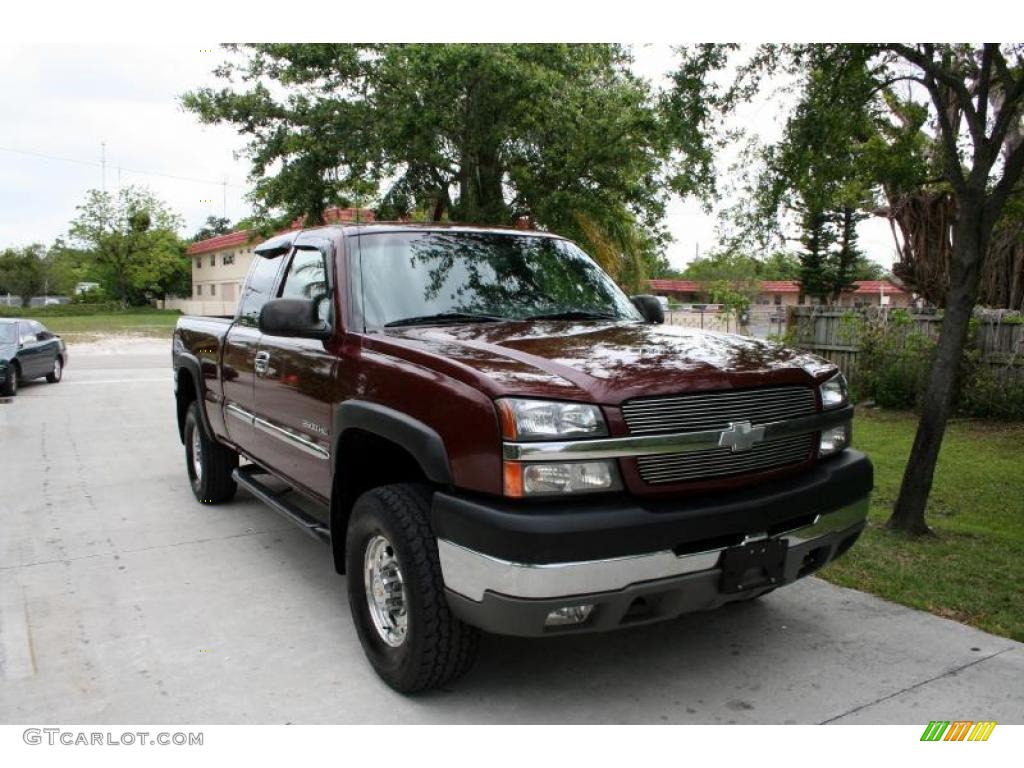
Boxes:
[0,43,898,272]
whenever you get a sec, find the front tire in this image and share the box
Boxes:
[46,356,63,383]
[1,364,18,396]
[184,401,238,503]
[346,484,479,693]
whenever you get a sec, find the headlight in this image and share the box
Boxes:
[496,398,608,441]
[497,399,616,496]
[819,372,848,410]
[819,423,850,456]
[504,460,622,497]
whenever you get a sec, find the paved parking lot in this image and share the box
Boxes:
[1,341,1022,724]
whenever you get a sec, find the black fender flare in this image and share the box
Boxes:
[174,354,214,443]
[329,400,453,574]
[331,400,453,485]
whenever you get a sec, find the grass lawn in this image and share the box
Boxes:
[821,408,1024,642]
[34,311,180,343]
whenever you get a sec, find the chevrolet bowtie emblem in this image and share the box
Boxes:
[718,421,765,452]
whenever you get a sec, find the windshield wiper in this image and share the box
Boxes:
[525,310,618,321]
[384,311,509,328]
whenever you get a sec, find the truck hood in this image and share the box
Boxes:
[379,321,835,403]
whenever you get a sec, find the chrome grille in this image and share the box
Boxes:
[622,387,817,485]
[636,433,815,484]
[621,386,816,435]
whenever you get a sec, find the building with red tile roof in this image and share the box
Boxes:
[648,278,910,308]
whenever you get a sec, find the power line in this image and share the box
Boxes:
[0,145,247,189]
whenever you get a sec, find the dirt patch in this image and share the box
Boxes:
[66,334,171,356]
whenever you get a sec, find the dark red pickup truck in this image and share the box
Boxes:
[172,223,872,692]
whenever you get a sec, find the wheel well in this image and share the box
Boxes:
[175,370,198,442]
[330,428,433,573]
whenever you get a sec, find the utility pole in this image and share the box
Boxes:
[222,176,228,219]
[100,141,107,193]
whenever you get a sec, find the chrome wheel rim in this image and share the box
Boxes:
[191,426,203,481]
[53,359,61,379]
[364,535,408,647]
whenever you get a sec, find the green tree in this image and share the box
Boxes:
[796,202,833,301]
[831,206,869,301]
[183,44,684,284]
[192,216,233,243]
[706,278,758,333]
[671,44,1024,534]
[45,238,98,296]
[682,249,802,282]
[0,245,46,307]
[68,186,189,305]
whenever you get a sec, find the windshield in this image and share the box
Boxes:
[357,231,641,328]
[0,324,16,344]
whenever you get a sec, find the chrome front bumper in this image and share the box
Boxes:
[439,496,869,603]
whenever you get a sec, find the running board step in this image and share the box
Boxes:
[233,465,331,544]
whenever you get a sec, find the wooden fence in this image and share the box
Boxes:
[787,307,1024,385]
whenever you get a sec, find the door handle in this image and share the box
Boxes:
[254,351,270,375]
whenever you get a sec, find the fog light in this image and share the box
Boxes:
[819,424,850,456]
[544,604,594,627]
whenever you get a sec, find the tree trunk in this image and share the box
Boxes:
[457,143,506,224]
[889,196,987,534]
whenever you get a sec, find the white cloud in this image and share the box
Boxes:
[0,44,250,248]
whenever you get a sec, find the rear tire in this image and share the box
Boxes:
[1,364,18,396]
[184,401,238,503]
[46,356,63,384]
[346,484,479,693]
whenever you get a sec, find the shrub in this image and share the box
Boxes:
[70,286,112,305]
[830,309,1023,420]
[0,303,179,318]
[957,351,1024,420]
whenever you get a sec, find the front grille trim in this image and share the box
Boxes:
[622,385,816,436]
[623,386,818,485]
[636,434,815,484]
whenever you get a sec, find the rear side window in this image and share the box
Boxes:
[237,254,285,326]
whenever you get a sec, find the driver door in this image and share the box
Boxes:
[250,245,336,503]
[17,322,48,378]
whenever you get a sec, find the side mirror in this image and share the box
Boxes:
[259,298,331,339]
[630,294,665,324]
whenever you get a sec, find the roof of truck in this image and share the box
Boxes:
[188,211,560,256]
[304,221,564,238]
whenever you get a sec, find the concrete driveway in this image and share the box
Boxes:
[1,340,1022,724]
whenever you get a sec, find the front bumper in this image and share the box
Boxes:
[432,450,872,636]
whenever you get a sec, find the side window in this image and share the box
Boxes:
[31,321,50,340]
[280,248,331,324]
[237,254,285,326]
[20,323,36,345]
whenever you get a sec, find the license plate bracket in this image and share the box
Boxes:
[720,538,787,594]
